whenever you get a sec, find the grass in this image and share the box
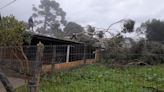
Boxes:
[17,64,164,92]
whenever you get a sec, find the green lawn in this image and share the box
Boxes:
[17,64,164,92]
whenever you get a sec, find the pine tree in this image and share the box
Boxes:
[32,0,67,36]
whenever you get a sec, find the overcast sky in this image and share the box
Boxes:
[1,0,164,29]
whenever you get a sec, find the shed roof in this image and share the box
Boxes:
[30,34,82,45]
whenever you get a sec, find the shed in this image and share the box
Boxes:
[25,34,95,64]
[0,33,96,74]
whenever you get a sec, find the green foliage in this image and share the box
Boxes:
[102,19,164,65]
[122,19,135,33]
[63,23,98,47]
[22,31,32,45]
[64,22,84,36]
[97,31,104,39]
[103,38,164,65]
[141,19,164,41]
[0,16,27,46]
[16,64,164,92]
[77,33,98,47]
[76,25,103,47]
[101,19,136,64]
[32,0,67,36]
[87,25,95,38]
[131,41,164,65]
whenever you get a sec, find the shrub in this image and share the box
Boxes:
[102,39,164,65]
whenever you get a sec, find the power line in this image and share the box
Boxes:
[0,0,16,10]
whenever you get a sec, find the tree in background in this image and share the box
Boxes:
[32,0,67,37]
[102,19,136,63]
[78,33,98,47]
[51,23,65,38]
[64,22,84,36]
[87,25,95,38]
[105,19,136,47]
[103,18,164,65]
[64,23,98,46]
[97,31,104,39]
[122,19,135,33]
[140,19,164,42]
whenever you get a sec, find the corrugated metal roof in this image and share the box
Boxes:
[31,34,83,45]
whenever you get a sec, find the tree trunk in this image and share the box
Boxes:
[0,69,15,92]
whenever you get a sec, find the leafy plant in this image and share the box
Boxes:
[0,16,29,46]
[16,64,164,92]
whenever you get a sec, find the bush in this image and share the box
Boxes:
[102,39,164,65]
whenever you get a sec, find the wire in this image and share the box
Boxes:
[0,0,16,10]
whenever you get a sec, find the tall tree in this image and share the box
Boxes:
[32,0,67,36]
[140,19,164,41]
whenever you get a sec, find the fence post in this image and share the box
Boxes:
[29,41,44,92]
[0,47,3,62]
[66,45,70,63]
[51,45,56,74]
[83,44,87,64]
[95,48,101,62]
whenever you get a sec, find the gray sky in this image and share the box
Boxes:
[1,0,164,29]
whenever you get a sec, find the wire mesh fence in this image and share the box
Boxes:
[0,43,164,92]
[0,44,96,92]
